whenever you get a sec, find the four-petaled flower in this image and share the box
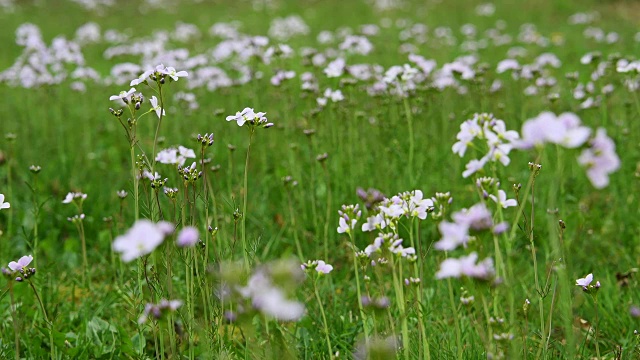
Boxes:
[8,255,33,272]
[109,87,136,102]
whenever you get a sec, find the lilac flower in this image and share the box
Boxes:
[177,226,199,247]
[515,112,591,149]
[112,220,174,262]
[225,107,270,127]
[238,270,305,321]
[452,203,493,230]
[362,213,387,232]
[462,157,488,178]
[337,217,357,234]
[434,221,470,251]
[575,273,593,289]
[435,252,494,280]
[149,96,165,119]
[315,260,333,274]
[577,128,620,189]
[8,255,33,271]
[138,299,183,324]
[0,194,10,210]
[489,190,517,208]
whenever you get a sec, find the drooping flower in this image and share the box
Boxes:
[150,96,165,119]
[112,220,174,262]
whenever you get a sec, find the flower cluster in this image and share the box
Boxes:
[3,255,35,282]
[225,107,273,128]
[301,260,334,275]
[452,113,519,178]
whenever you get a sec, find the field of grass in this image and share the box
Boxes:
[0,0,639,358]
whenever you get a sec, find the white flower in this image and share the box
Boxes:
[0,194,10,210]
[489,190,517,208]
[109,87,136,101]
[575,273,593,288]
[112,220,174,262]
[337,217,357,234]
[150,96,165,119]
[164,67,188,81]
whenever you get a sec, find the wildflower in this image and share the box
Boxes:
[576,273,596,290]
[149,96,165,119]
[177,226,199,247]
[8,255,33,272]
[435,252,495,280]
[112,220,174,262]
[62,192,87,204]
[109,87,136,102]
[489,190,517,208]
[238,269,305,321]
[577,128,620,189]
[434,221,470,250]
[515,112,591,149]
[301,260,333,275]
[163,67,188,81]
[138,299,183,324]
[116,190,128,199]
[337,217,357,234]
[0,194,10,210]
[225,107,271,128]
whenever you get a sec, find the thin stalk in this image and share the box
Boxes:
[403,97,415,185]
[314,279,333,358]
[9,282,20,360]
[447,276,463,359]
[131,147,140,221]
[241,129,255,268]
[349,232,370,345]
[593,295,601,359]
[28,280,55,360]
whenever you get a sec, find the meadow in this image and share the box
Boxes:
[0,0,639,358]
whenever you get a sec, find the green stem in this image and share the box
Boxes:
[349,232,369,345]
[447,276,463,359]
[594,296,601,360]
[241,130,255,268]
[403,98,415,185]
[314,280,333,358]
[28,280,55,360]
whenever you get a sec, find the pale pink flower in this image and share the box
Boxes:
[8,255,33,271]
[577,128,620,189]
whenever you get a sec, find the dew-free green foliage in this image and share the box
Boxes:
[0,0,639,359]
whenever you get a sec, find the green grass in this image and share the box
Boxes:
[0,0,639,358]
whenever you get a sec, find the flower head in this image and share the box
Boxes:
[112,220,174,262]
[8,255,33,272]
[177,226,199,247]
